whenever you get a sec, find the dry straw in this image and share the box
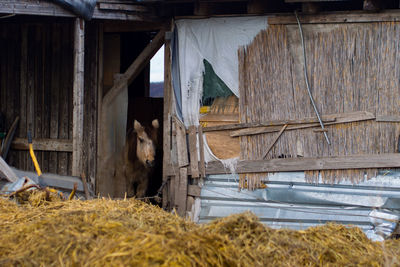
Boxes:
[1,193,400,266]
[238,22,400,188]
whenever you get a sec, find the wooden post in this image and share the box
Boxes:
[96,23,104,194]
[188,125,199,178]
[72,18,85,177]
[162,30,172,209]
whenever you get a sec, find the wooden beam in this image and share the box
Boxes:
[202,117,336,132]
[72,18,85,177]
[162,31,173,209]
[268,10,400,25]
[96,23,104,195]
[11,138,72,152]
[230,111,375,137]
[98,3,151,12]
[0,0,152,21]
[376,115,400,122]
[188,184,201,197]
[104,21,166,33]
[262,124,287,159]
[102,30,165,106]
[205,154,400,174]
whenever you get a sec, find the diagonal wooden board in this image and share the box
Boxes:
[230,111,375,137]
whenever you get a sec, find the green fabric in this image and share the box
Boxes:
[202,59,233,106]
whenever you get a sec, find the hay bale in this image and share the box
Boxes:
[1,196,400,266]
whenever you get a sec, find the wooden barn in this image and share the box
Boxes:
[2,0,400,236]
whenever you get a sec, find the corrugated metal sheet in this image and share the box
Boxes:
[197,171,400,232]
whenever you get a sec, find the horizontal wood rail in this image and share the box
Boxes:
[165,153,400,176]
[12,138,72,152]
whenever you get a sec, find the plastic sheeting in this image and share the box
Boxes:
[52,0,97,20]
[175,16,268,127]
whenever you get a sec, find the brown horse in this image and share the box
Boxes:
[113,119,159,198]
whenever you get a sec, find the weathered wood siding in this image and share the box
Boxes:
[0,18,99,187]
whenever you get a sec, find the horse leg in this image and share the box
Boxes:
[135,178,149,199]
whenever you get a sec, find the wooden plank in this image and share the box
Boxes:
[231,111,375,137]
[188,126,199,178]
[268,10,400,25]
[0,156,19,182]
[203,117,335,132]
[19,24,28,171]
[1,117,20,159]
[205,154,400,174]
[0,1,150,21]
[72,18,85,177]
[187,184,201,197]
[262,124,287,159]
[96,23,104,195]
[376,115,400,122]
[103,30,165,106]
[11,138,72,152]
[162,32,172,209]
[177,167,188,216]
[199,113,238,123]
[27,25,35,172]
[198,125,206,178]
[174,117,189,168]
[99,3,150,12]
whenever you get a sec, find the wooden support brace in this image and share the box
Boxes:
[72,18,85,177]
[103,30,165,105]
[262,124,287,159]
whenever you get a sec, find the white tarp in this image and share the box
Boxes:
[176,16,269,127]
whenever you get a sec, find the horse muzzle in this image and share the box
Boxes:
[145,160,155,168]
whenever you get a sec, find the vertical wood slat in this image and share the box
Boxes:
[177,167,188,216]
[95,23,104,194]
[174,117,188,168]
[72,18,85,177]
[58,23,71,176]
[19,25,28,171]
[162,33,172,209]
[198,125,206,178]
[188,125,199,178]
[27,26,35,172]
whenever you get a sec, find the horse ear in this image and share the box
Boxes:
[152,119,159,129]
[133,120,143,132]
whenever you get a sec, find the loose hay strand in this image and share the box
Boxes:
[1,195,400,266]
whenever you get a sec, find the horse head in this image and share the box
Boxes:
[133,119,159,168]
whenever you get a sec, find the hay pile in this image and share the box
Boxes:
[1,195,400,266]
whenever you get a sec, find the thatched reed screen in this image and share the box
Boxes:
[238,22,400,188]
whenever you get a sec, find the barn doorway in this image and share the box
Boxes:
[102,29,163,200]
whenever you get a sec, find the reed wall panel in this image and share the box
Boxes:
[239,22,400,187]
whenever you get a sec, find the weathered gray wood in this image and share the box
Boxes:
[262,124,287,159]
[188,126,199,178]
[162,34,172,209]
[203,117,335,132]
[231,111,375,137]
[177,167,188,216]
[198,125,206,178]
[96,23,104,195]
[205,153,400,174]
[103,30,165,106]
[99,3,150,12]
[19,25,28,171]
[376,115,400,122]
[174,117,189,168]
[0,156,19,182]
[72,18,85,177]
[187,184,201,197]
[12,138,72,152]
[0,0,149,21]
[268,10,400,25]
